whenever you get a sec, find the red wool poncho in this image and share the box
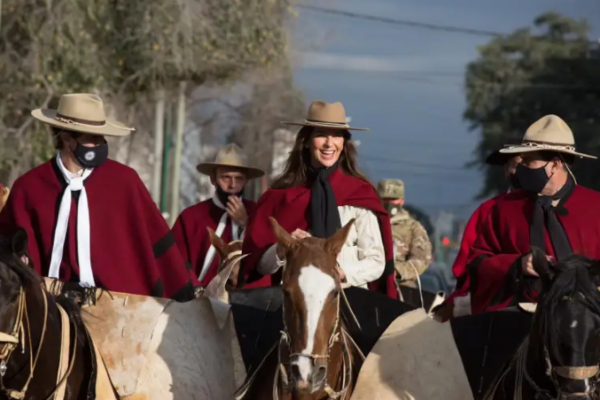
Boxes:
[467,186,600,313]
[447,192,508,306]
[240,169,398,299]
[0,157,196,300]
[172,197,256,286]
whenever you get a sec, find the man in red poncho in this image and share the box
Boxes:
[435,144,521,320]
[0,93,196,300]
[467,115,600,314]
[171,143,264,286]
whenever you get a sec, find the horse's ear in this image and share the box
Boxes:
[11,228,28,257]
[531,246,554,282]
[325,219,355,256]
[587,259,600,288]
[269,217,295,251]
[207,227,227,259]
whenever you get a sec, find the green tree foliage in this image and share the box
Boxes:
[464,12,600,198]
[0,0,294,183]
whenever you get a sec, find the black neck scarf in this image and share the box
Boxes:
[308,162,342,239]
[529,175,574,262]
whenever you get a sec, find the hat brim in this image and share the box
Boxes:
[499,145,597,160]
[281,121,369,131]
[31,109,134,137]
[196,163,265,179]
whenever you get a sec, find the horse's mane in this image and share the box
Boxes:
[0,232,87,332]
[537,254,600,365]
[0,239,42,291]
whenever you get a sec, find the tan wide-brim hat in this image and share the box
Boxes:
[196,143,265,179]
[499,114,596,159]
[282,100,369,131]
[31,93,135,137]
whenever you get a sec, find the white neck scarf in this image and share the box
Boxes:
[198,192,240,283]
[48,153,96,287]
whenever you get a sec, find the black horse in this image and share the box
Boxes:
[484,247,600,400]
[0,229,115,400]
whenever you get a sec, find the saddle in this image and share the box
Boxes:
[44,278,244,399]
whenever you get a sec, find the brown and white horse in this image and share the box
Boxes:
[236,217,363,400]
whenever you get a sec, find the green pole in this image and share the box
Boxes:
[160,104,172,213]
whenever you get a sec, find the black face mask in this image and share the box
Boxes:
[73,142,108,169]
[216,186,243,206]
[515,162,552,194]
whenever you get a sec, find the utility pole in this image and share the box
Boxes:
[169,81,187,225]
[152,89,165,204]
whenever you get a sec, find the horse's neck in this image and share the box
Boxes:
[5,288,60,387]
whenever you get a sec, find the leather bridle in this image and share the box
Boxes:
[0,285,78,400]
[273,280,354,400]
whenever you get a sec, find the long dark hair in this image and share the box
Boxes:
[271,126,371,189]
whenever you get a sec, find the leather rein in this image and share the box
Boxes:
[0,285,78,400]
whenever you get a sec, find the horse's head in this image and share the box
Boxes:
[270,217,354,394]
[207,227,244,290]
[531,247,600,399]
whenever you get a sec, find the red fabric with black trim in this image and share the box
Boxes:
[467,186,600,314]
[0,158,195,299]
[240,169,397,299]
[172,198,255,286]
[446,192,507,305]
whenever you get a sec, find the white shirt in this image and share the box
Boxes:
[257,205,386,289]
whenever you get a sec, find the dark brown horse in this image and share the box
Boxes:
[236,217,363,400]
[0,229,114,400]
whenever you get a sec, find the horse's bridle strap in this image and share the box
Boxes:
[0,334,18,345]
[554,365,600,380]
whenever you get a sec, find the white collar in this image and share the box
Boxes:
[48,153,96,286]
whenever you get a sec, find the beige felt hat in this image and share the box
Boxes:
[196,144,265,179]
[500,115,596,159]
[31,93,135,137]
[282,100,369,131]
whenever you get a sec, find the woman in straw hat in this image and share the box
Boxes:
[0,93,196,300]
[172,143,264,286]
[467,114,600,314]
[239,101,397,299]
[435,142,522,321]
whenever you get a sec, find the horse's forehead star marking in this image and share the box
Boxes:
[294,264,336,382]
[571,320,578,328]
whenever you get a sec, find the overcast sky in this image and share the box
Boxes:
[291,0,600,220]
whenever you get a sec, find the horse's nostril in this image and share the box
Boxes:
[311,365,327,386]
[290,364,301,380]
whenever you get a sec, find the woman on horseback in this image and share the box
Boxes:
[240,100,397,298]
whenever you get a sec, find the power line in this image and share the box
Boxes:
[295,4,503,38]
[296,4,598,45]
[343,70,600,90]
[362,155,470,171]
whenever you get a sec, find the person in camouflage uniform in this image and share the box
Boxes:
[377,179,432,291]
